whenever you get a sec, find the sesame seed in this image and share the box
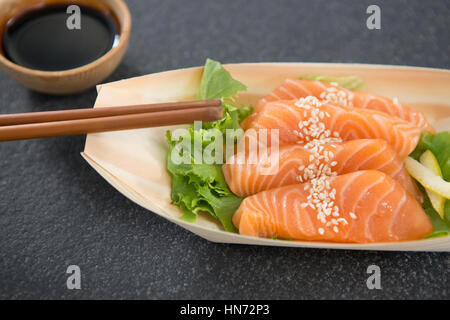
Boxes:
[319,87,354,107]
[293,96,350,234]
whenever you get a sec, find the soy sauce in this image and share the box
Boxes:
[2,4,119,71]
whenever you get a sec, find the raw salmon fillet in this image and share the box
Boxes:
[223,139,421,201]
[243,79,434,132]
[233,170,433,243]
[242,98,421,159]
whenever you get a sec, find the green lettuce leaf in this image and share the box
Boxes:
[410,131,450,181]
[197,58,247,101]
[202,103,252,134]
[166,129,242,232]
[409,131,450,238]
[166,59,250,232]
[299,75,365,91]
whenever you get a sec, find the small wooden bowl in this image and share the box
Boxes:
[0,0,131,95]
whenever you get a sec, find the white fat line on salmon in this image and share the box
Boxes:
[294,96,352,233]
[392,97,401,107]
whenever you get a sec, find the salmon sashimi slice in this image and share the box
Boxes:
[233,170,433,243]
[243,79,434,132]
[242,97,421,159]
[223,139,421,201]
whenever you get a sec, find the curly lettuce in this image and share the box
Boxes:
[166,59,251,232]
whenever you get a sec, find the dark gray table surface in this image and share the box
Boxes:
[0,0,449,300]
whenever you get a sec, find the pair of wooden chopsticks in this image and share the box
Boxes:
[0,100,223,141]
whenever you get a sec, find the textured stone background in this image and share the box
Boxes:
[0,0,449,299]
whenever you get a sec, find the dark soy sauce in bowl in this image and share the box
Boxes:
[2,4,119,71]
